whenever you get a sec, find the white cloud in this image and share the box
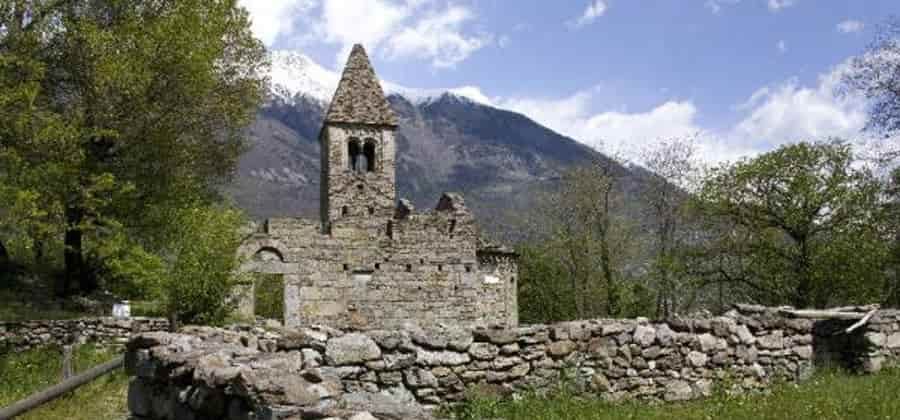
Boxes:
[238,0,315,45]
[493,89,731,161]
[706,0,796,14]
[493,59,872,164]
[731,62,867,147]
[767,0,795,12]
[384,5,492,68]
[241,0,491,69]
[318,0,411,64]
[568,1,608,28]
[705,0,740,14]
[777,40,787,54]
[837,19,865,34]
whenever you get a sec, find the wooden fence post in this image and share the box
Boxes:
[61,344,74,381]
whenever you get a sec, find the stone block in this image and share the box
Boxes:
[325,334,382,365]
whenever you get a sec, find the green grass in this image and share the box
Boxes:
[0,344,128,420]
[446,368,900,420]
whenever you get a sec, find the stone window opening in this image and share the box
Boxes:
[438,264,443,272]
[351,270,374,282]
[406,264,412,272]
[375,263,381,270]
[341,206,348,216]
[343,263,349,271]
[449,219,456,234]
[465,264,472,273]
[348,140,361,172]
[363,141,377,172]
[386,221,393,239]
[368,206,375,215]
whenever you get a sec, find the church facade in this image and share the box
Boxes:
[237,45,518,330]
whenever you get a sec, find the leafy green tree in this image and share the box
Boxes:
[518,158,646,321]
[885,168,900,306]
[695,141,889,308]
[159,205,246,326]
[0,0,267,295]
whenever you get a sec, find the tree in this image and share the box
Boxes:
[161,206,246,326]
[845,16,900,138]
[885,168,900,306]
[0,1,267,295]
[641,136,701,318]
[695,141,889,308]
[520,157,641,321]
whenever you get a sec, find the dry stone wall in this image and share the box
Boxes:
[0,317,168,354]
[124,307,900,420]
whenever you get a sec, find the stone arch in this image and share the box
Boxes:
[363,139,377,172]
[254,246,284,262]
[237,238,288,261]
[236,239,293,323]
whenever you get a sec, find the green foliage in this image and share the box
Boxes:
[0,344,127,420]
[254,273,285,322]
[159,205,246,326]
[693,140,890,308]
[517,244,577,324]
[446,369,900,420]
[520,162,648,322]
[0,0,267,294]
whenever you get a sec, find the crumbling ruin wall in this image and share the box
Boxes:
[124,307,900,420]
[237,193,517,331]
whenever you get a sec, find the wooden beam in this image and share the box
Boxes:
[777,309,867,320]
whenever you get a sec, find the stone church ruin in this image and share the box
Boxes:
[237,45,518,330]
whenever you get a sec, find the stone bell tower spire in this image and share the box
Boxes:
[319,44,398,232]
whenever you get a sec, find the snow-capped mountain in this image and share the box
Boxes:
[227,50,654,240]
[267,50,495,107]
[268,51,338,104]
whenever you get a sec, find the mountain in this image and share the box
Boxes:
[224,51,651,239]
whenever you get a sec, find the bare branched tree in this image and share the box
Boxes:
[640,135,701,318]
[845,16,900,145]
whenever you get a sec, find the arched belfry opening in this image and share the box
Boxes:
[363,140,377,172]
[348,140,362,173]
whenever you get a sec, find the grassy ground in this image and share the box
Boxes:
[446,368,900,420]
[0,344,128,420]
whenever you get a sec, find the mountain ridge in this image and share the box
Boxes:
[226,51,650,239]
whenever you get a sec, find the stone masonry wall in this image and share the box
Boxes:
[124,307,900,420]
[0,317,168,354]
[238,193,517,332]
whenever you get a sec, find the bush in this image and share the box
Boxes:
[159,206,246,326]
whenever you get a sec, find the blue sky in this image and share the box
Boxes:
[238,0,900,162]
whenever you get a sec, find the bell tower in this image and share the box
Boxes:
[319,44,398,231]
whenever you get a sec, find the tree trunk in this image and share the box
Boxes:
[0,239,8,266]
[62,206,93,296]
[794,239,813,308]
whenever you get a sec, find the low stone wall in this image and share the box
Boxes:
[0,317,168,354]
[124,307,900,420]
